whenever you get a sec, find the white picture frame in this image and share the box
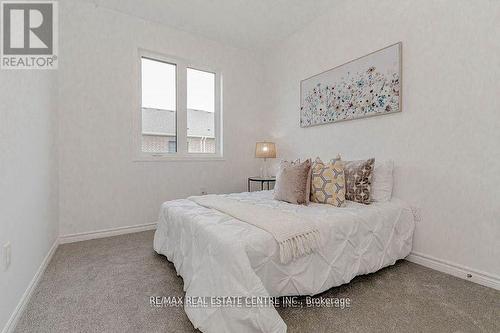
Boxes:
[300,42,402,127]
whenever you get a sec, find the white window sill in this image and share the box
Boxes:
[133,153,225,162]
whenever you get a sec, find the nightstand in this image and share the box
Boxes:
[248,177,276,192]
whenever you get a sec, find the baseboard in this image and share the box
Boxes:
[406,251,500,291]
[1,238,59,333]
[59,222,157,244]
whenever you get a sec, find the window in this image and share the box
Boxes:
[187,68,215,153]
[138,51,222,160]
[141,57,177,154]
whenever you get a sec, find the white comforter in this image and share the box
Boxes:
[153,191,415,333]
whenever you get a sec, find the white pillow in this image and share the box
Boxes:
[371,160,394,202]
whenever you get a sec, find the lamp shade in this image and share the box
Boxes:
[255,142,276,158]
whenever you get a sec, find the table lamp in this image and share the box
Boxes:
[255,142,276,178]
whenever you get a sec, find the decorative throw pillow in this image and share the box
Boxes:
[310,158,346,207]
[274,159,311,205]
[305,160,312,204]
[276,159,312,204]
[343,158,375,204]
[273,159,294,196]
[371,160,394,202]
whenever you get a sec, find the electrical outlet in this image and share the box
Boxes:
[411,206,422,222]
[3,242,11,271]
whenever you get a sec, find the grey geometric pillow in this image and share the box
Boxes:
[343,158,375,204]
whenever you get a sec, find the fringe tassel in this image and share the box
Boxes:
[279,230,322,264]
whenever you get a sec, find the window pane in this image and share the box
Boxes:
[187,68,215,153]
[141,109,176,153]
[141,57,176,153]
[141,58,176,110]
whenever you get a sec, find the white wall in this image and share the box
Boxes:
[263,0,500,277]
[0,70,59,329]
[58,1,267,235]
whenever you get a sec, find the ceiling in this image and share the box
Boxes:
[89,0,337,51]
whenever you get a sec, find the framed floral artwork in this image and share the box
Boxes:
[300,42,402,127]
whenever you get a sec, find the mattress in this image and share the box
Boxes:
[153,190,415,333]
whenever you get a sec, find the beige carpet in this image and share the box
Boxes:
[15,231,500,333]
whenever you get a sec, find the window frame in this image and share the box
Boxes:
[134,49,223,162]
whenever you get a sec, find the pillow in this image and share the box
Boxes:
[343,158,375,204]
[305,161,312,204]
[310,158,346,207]
[371,160,394,202]
[274,159,311,205]
[276,159,312,204]
[273,159,296,195]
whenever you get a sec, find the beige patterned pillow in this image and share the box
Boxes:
[274,160,311,205]
[343,158,375,204]
[310,158,346,207]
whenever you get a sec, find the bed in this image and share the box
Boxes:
[153,190,415,333]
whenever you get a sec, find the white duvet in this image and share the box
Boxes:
[153,190,415,333]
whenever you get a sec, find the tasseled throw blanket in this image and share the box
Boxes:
[189,195,322,264]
